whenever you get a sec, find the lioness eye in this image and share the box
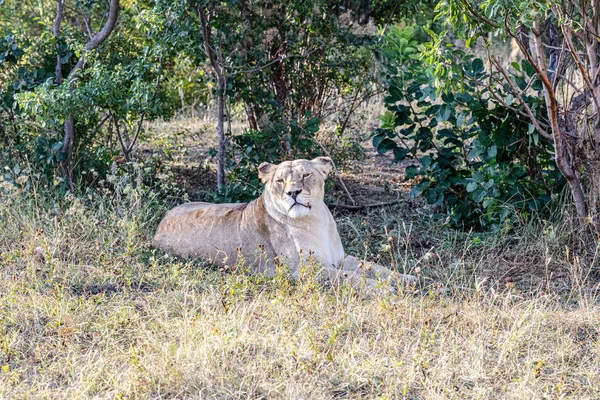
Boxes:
[276,178,284,183]
[303,173,312,178]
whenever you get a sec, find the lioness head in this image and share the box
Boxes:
[258,157,333,219]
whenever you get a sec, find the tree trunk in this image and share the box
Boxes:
[198,6,227,192]
[531,20,588,221]
[358,0,370,25]
[62,115,76,192]
[56,0,120,191]
[216,78,226,191]
[245,100,259,130]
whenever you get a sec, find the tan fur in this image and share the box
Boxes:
[153,157,414,292]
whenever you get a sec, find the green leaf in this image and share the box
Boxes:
[522,59,536,77]
[376,138,397,155]
[466,181,478,192]
[410,180,429,198]
[484,179,495,190]
[471,188,486,203]
[467,139,484,159]
[393,147,409,162]
[372,132,387,148]
[471,58,484,74]
[456,112,466,128]
[405,166,418,179]
[437,104,452,122]
[454,92,473,104]
[420,155,432,169]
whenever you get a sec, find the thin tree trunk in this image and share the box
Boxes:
[359,0,370,25]
[531,20,587,220]
[245,100,259,130]
[62,116,76,192]
[58,0,120,191]
[198,6,226,191]
[53,0,64,85]
[53,0,74,191]
[216,78,226,191]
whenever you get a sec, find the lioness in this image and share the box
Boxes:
[153,157,414,292]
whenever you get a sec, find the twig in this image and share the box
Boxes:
[228,48,320,76]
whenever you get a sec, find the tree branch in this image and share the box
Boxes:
[197,6,223,80]
[67,0,120,83]
[489,56,552,140]
[328,200,403,212]
[53,0,64,85]
[228,48,320,76]
[86,0,120,51]
[460,0,499,28]
[561,23,600,114]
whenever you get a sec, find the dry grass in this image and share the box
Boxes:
[1,181,599,399]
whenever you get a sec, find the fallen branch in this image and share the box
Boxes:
[328,200,402,211]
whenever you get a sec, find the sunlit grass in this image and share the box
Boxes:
[0,184,599,399]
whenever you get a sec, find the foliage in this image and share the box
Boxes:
[373,25,564,230]
[210,116,322,202]
[431,0,600,222]
[316,125,366,170]
[2,0,377,196]
[0,0,183,192]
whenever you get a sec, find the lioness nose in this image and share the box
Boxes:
[287,189,302,199]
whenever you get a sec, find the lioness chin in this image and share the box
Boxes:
[153,156,415,293]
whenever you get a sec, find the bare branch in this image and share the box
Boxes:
[489,56,552,140]
[328,200,402,212]
[229,48,320,76]
[78,7,94,39]
[197,6,223,80]
[67,0,120,83]
[111,113,130,162]
[570,0,597,36]
[561,23,600,113]
[52,0,64,37]
[552,39,567,91]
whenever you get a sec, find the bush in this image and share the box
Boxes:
[373,25,565,231]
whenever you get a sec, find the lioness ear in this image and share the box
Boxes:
[258,162,276,183]
[311,156,333,177]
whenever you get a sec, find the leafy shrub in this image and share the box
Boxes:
[373,25,564,231]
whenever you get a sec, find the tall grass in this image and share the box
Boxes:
[1,181,599,399]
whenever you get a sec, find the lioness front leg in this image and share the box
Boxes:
[340,255,416,286]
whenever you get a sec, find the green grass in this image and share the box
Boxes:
[1,182,599,399]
